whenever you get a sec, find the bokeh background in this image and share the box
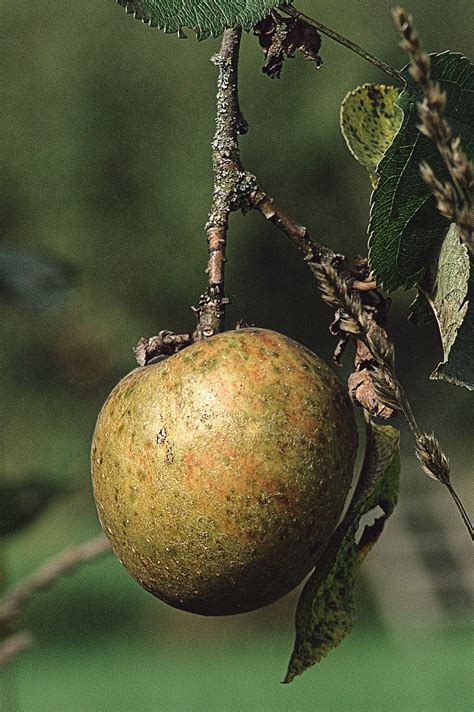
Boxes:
[1,1,473,710]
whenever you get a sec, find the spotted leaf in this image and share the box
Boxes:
[340,83,402,187]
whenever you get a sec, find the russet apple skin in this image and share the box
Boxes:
[91,328,357,615]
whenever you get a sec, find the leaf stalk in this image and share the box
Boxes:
[283,5,405,84]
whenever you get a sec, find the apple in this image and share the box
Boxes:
[92,328,357,615]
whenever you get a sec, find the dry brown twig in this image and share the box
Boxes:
[193,28,252,339]
[392,7,474,252]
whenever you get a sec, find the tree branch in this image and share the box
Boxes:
[132,29,254,359]
[194,27,254,339]
[0,535,110,630]
[0,631,33,668]
[135,24,375,361]
[249,187,341,265]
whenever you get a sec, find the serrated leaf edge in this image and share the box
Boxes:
[115,0,283,40]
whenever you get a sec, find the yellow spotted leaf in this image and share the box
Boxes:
[340,84,402,187]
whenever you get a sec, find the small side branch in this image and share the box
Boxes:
[249,187,340,265]
[134,331,193,366]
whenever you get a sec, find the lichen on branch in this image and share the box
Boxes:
[195,28,255,339]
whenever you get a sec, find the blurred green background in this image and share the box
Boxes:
[1,1,473,710]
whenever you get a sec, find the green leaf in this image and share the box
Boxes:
[0,476,67,537]
[284,421,400,683]
[433,263,474,390]
[340,84,402,187]
[408,290,436,326]
[369,52,474,292]
[417,224,473,390]
[116,0,283,40]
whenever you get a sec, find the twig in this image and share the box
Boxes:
[314,263,473,540]
[194,28,255,339]
[392,7,473,253]
[0,535,110,626]
[282,5,404,84]
[136,24,377,359]
[248,182,392,416]
[136,16,392,427]
[133,30,251,356]
[133,31,250,357]
[0,631,33,668]
[134,331,192,366]
[249,187,341,265]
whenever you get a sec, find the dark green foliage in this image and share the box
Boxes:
[369,52,473,291]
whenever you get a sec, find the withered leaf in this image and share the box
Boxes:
[254,12,322,79]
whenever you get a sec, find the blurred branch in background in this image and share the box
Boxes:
[0,631,33,668]
[0,247,78,313]
[0,535,110,667]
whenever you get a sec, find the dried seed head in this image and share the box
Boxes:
[371,368,401,412]
[394,8,474,256]
[419,162,457,222]
[416,433,450,485]
[312,263,366,335]
[367,329,395,369]
[392,7,430,90]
